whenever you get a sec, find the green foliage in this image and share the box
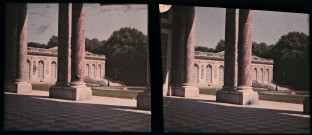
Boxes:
[102,27,148,86]
[252,42,274,59]
[214,39,225,52]
[85,38,105,54]
[45,35,58,49]
[195,46,214,52]
[271,32,309,90]
[27,42,46,48]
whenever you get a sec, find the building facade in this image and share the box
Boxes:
[194,51,273,87]
[26,47,106,84]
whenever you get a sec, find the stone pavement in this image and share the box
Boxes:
[3,90,151,132]
[164,94,310,134]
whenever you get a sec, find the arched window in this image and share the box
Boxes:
[92,64,96,79]
[260,69,263,83]
[206,65,212,83]
[194,64,199,83]
[26,60,31,79]
[38,61,44,80]
[266,69,270,83]
[51,61,56,79]
[86,64,89,77]
[219,66,224,83]
[98,65,101,78]
[253,68,257,81]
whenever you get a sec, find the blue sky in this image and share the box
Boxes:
[27,4,309,48]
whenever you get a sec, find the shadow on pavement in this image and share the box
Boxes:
[163,96,310,134]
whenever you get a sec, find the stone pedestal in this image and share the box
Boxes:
[217,90,258,105]
[172,85,199,98]
[137,91,151,110]
[5,82,32,93]
[303,97,310,114]
[49,85,92,101]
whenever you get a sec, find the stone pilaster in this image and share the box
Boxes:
[6,3,32,93]
[217,9,258,105]
[171,6,199,98]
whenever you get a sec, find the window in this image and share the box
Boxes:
[98,65,101,78]
[194,64,199,83]
[38,61,44,80]
[51,61,56,79]
[86,64,89,77]
[253,68,257,81]
[206,65,212,83]
[266,69,270,83]
[260,69,263,83]
[219,66,224,83]
[26,60,31,79]
[92,64,96,79]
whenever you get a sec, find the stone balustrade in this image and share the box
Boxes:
[194,51,273,64]
[27,47,106,60]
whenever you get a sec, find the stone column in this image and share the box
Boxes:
[5,3,18,83]
[49,3,72,98]
[182,6,195,86]
[170,6,185,95]
[50,3,91,101]
[222,8,238,90]
[216,9,258,105]
[56,3,71,86]
[237,9,253,90]
[137,4,153,110]
[137,38,151,110]
[6,3,32,93]
[171,6,199,98]
[71,3,86,86]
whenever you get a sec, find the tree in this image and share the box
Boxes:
[214,39,225,52]
[103,27,148,86]
[45,35,58,49]
[271,32,309,90]
[27,42,46,48]
[252,42,273,58]
[85,38,105,54]
[195,46,214,52]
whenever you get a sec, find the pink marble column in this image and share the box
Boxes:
[15,3,28,82]
[182,6,195,86]
[56,3,71,86]
[237,9,253,90]
[70,3,86,86]
[223,8,238,90]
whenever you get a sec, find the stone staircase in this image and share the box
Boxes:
[252,80,291,91]
[84,76,124,87]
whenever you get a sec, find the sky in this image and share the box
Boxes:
[27,4,309,48]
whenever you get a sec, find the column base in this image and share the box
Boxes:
[137,91,151,110]
[216,89,259,105]
[5,82,32,93]
[303,97,310,114]
[49,85,92,101]
[172,85,199,98]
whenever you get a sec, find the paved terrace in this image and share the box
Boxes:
[164,94,310,134]
[4,90,151,132]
